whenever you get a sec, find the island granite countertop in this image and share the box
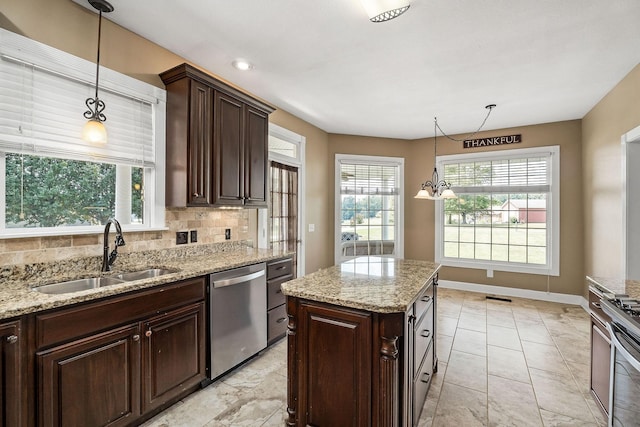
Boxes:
[0,243,292,321]
[281,256,440,313]
[587,276,640,299]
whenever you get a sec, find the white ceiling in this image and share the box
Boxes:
[75,0,640,140]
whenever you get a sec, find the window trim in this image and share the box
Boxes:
[435,145,560,276]
[0,28,166,238]
[335,154,404,264]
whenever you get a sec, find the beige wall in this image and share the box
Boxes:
[582,63,640,280]
[1,0,333,274]
[330,122,585,296]
[271,109,333,274]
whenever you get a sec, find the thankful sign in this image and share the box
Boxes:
[463,134,522,149]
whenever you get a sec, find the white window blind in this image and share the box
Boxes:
[339,163,399,195]
[0,55,154,167]
[444,155,550,194]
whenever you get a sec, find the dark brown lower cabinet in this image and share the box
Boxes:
[33,277,206,427]
[0,319,23,427]
[589,288,611,418]
[287,276,437,427]
[142,302,205,413]
[37,324,141,427]
[591,320,610,414]
[297,302,373,426]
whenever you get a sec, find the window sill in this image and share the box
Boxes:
[0,225,168,240]
[437,258,559,277]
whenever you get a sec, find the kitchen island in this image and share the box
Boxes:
[281,257,440,427]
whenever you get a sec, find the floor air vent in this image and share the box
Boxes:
[485,295,512,302]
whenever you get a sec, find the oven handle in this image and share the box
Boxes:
[606,322,640,373]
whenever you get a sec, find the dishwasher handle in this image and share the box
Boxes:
[212,269,265,288]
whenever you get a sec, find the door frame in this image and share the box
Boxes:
[622,123,640,279]
[258,123,306,278]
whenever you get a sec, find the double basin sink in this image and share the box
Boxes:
[32,268,176,295]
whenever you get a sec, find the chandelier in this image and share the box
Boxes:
[415,104,496,201]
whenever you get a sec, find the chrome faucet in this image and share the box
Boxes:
[102,218,126,272]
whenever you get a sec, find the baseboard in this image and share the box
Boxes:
[439,279,589,310]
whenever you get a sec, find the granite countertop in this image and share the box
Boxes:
[0,243,292,321]
[587,276,640,299]
[281,256,440,313]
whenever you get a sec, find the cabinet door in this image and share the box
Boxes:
[37,324,141,427]
[0,320,22,427]
[141,302,205,413]
[243,106,269,207]
[214,91,244,206]
[298,302,372,427]
[188,80,213,205]
[591,318,610,415]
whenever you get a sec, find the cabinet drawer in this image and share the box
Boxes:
[414,284,434,321]
[267,304,288,344]
[36,277,206,349]
[413,342,434,423]
[414,302,434,377]
[267,258,293,280]
[267,274,292,310]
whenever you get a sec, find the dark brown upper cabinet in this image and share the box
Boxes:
[160,63,274,208]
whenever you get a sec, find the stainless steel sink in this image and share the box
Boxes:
[33,276,125,294]
[114,268,175,281]
[32,268,176,295]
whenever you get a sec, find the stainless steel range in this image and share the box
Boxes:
[600,296,640,427]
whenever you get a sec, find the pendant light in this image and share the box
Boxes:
[359,0,410,22]
[82,0,114,145]
[415,104,496,201]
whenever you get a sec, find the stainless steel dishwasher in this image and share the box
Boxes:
[209,262,267,380]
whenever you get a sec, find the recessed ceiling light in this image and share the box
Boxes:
[232,59,253,71]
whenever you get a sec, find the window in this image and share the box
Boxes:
[435,146,560,275]
[335,154,404,263]
[0,28,166,237]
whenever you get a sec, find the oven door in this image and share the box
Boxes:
[607,322,640,427]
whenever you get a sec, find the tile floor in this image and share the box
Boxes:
[141,288,607,426]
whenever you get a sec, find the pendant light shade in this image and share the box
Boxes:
[82,119,108,145]
[82,0,113,144]
[359,0,410,22]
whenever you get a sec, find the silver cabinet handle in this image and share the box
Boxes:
[276,317,287,324]
[6,335,17,344]
[420,373,431,383]
[132,334,140,342]
[421,296,431,303]
[421,330,431,338]
[591,301,602,309]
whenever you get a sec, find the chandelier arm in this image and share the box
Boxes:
[435,104,495,143]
